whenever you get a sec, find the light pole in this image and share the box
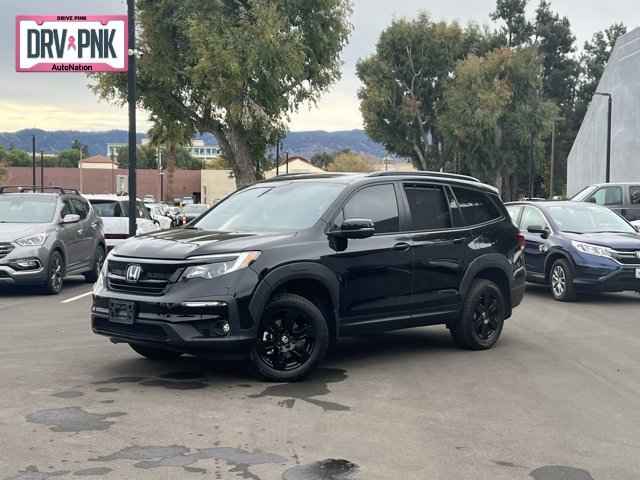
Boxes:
[32,135,36,187]
[127,0,138,237]
[594,92,612,183]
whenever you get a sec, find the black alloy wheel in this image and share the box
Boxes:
[45,251,65,295]
[251,294,329,382]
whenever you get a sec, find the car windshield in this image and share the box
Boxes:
[569,186,596,201]
[184,205,209,215]
[546,204,636,234]
[0,195,57,224]
[194,182,344,233]
[90,200,150,219]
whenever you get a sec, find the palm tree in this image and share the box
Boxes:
[148,118,192,202]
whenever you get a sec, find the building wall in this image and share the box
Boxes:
[567,27,640,195]
[6,167,200,201]
[201,170,237,205]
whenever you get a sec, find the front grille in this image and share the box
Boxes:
[612,250,640,265]
[93,317,168,341]
[107,260,184,296]
[0,243,14,259]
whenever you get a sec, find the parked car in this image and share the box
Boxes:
[570,183,640,222]
[506,200,640,301]
[143,194,156,204]
[0,186,106,294]
[144,203,173,230]
[177,203,210,225]
[182,196,194,206]
[85,195,160,251]
[92,172,525,381]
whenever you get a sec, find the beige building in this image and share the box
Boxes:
[79,155,117,170]
[201,169,237,205]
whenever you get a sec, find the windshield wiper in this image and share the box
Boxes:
[561,230,584,234]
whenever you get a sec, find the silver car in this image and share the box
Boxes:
[0,186,106,294]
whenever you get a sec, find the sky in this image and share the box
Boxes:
[1,0,638,133]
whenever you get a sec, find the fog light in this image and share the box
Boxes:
[14,258,41,270]
[212,320,231,337]
[222,322,231,334]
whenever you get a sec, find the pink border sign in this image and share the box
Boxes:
[16,15,129,73]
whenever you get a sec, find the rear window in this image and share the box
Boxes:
[452,188,501,226]
[404,185,451,230]
[90,200,123,218]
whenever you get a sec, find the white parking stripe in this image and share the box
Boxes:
[61,291,93,304]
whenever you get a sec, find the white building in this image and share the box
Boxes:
[107,139,221,164]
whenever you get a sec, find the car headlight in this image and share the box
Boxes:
[15,232,47,247]
[572,241,614,258]
[93,253,111,292]
[182,251,261,281]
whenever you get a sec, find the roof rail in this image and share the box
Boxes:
[0,185,80,195]
[367,171,481,183]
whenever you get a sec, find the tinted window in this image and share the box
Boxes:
[630,187,640,205]
[506,205,523,226]
[90,200,123,218]
[453,188,501,226]
[547,204,634,234]
[404,185,451,230]
[61,199,74,218]
[71,198,89,219]
[590,186,622,206]
[344,184,399,234]
[521,207,548,231]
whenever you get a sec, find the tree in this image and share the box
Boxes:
[55,149,81,168]
[439,48,557,199]
[116,144,158,169]
[0,146,7,184]
[93,0,352,187]
[71,139,89,158]
[491,0,533,47]
[357,15,490,171]
[2,147,32,167]
[327,152,372,172]
[310,152,335,170]
[148,119,193,200]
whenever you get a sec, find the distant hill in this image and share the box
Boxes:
[0,128,387,159]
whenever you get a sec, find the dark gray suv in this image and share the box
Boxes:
[0,186,106,294]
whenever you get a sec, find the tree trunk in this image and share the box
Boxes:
[226,124,257,188]
[166,143,177,203]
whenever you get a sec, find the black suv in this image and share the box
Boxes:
[92,172,526,381]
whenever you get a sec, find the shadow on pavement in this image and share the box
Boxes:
[0,276,88,298]
[524,282,640,304]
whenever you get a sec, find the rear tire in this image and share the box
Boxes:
[84,245,105,283]
[250,293,329,382]
[44,251,65,295]
[549,259,576,302]
[451,279,505,350]
[129,344,183,361]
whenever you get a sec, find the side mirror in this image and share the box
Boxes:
[527,225,550,239]
[61,214,81,224]
[329,218,375,240]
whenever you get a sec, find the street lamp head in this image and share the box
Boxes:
[595,92,612,99]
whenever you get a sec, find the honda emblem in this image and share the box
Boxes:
[126,264,142,283]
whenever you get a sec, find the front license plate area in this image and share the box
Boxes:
[109,300,136,325]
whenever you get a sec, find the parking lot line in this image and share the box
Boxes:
[61,291,93,304]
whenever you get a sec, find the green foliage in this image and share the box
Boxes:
[116,144,159,169]
[327,151,372,172]
[55,149,81,168]
[310,152,335,169]
[92,0,352,186]
[71,139,89,158]
[491,0,533,47]
[1,146,33,167]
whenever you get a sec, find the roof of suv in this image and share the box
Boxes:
[0,186,80,195]
[257,171,499,194]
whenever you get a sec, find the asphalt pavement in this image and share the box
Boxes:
[1,281,639,480]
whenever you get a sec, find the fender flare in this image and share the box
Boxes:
[459,253,513,301]
[543,248,575,280]
[248,262,340,332]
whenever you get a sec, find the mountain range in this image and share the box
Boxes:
[0,129,387,159]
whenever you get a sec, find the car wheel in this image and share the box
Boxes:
[84,245,106,283]
[44,251,65,295]
[129,344,183,361]
[550,259,576,302]
[250,293,329,382]
[451,279,505,350]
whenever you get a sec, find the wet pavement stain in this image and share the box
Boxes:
[99,400,115,404]
[92,377,145,385]
[139,379,208,390]
[250,368,350,412]
[95,388,119,393]
[90,445,286,479]
[530,466,594,480]
[73,467,113,476]
[159,371,207,380]
[51,391,84,399]
[494,460,527,469]
[4,465,69,480]
[26,407,126,432]
[282,459,359,480]
[183,466,207,474]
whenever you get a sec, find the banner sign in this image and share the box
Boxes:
[16,15,128,72]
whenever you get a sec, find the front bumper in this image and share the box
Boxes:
[573,256,640,292]
[0,245,49,286]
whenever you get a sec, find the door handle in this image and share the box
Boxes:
[393,242,411,251]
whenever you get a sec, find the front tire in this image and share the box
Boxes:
[44,251,65,295]
[451,279,505,350]
[129,344,183,361]
[250,294,329,382]
[84,245,105,283]
[550,259,576,302]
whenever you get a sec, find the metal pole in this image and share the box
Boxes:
[127,0,137,236]
[160,171,164,202]
[32,135,36,187]
[275,139,280,176]
[286,152,289,175]
[40,151,44,191]
[528,132,535,198]
[550,120,556,198]
[606,95,612,183]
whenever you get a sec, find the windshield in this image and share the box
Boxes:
[90,200,150,219]
[184,205,209,215]
[570,186,596,202]
[0,195,57,224]
[195,182,344,233]
[546,204,636,234]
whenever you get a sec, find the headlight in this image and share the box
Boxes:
[572,241,614,258]
[182,251,261,281]
[15,232,47,247]
[93,253,111,292]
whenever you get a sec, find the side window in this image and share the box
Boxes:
[590,186,622,206]
[630,187,640,205]
[403,185,451,230]
[343,184,399,234]
[521,207,548,231]
[452,188,501,226]
[506,205,523,227]
[61,199,74,219]
[71,198,89,219]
